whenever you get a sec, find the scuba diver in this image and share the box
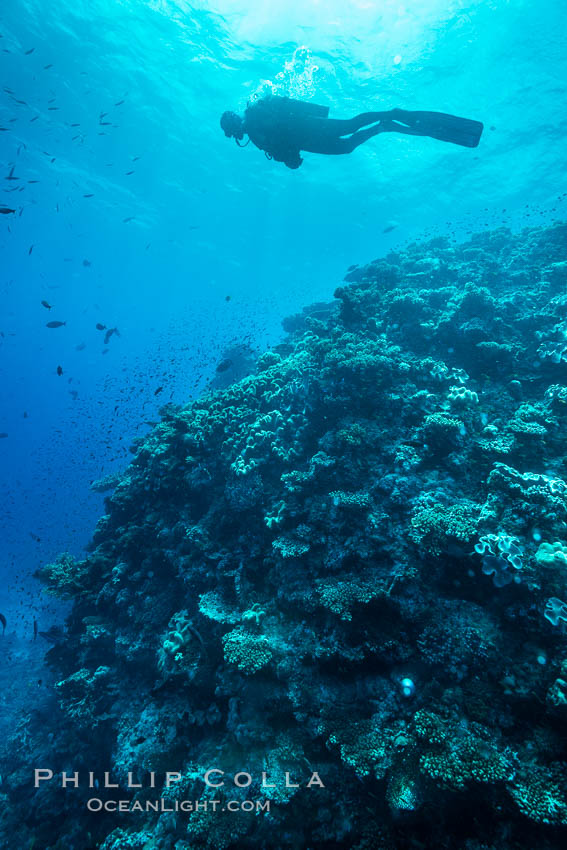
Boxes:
[220,96,483,169]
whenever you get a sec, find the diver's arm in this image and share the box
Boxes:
[245,123,302,168]
[271,147,303,169]
[244,99,303,168]
[285,154,303,170]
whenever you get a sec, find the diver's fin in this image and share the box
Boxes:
[409,111,484,148]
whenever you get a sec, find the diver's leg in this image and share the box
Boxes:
[300,112,424,155]
[343,123,387,151]
[299,128,380,156]
[329,110,431,139]
[320,109,483,150]
[343,109,429,138]
[378,109,444,137]
[306,136,358,155]
[321,112,392,136]
[385,109,424,134]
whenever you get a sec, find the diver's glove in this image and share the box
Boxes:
[285,153,303,169]
[267,144,303,169]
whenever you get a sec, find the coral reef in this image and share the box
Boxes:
[3,222,567,849]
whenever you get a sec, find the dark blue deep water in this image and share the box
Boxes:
[1,2,567,848]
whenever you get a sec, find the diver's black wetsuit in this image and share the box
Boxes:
[243,96,483,169]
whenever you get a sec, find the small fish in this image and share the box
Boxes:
[0,207,15,214]
[75,342,86,351]
[46,320,66,328]
[0,613,5,634]
[41,300,52,309]
[0,432,8,439]
[95,323,106,331]
[225,295,231,302]
[24,47,35,55]
[382,220,399,233]
[33,619,38,640]
[56,365,63,376]
[123,216,134,223]
[83,259,91,266]
[28,245,33,254]
[154,386,163,396]
[38,625,64,644]
[44,63,53,69]
[104,327,119,344]
[83,193,94,198]
[114,100,125,106]
[216,358,233,373]
[23,411,28,418]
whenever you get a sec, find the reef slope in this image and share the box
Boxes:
[4,223,567,849]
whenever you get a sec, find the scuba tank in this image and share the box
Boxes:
[246,95,330,122]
